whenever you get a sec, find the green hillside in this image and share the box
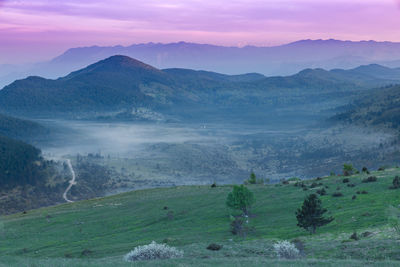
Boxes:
[2,168,400,266]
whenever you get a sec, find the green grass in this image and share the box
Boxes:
[1,168,400,266]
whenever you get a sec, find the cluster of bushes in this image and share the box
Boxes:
[343,164,358,176]
[310,182,323,188]
[244,172,266,185]
[332,192,343,197]
[362,176,377,183]
[294,181,306,188]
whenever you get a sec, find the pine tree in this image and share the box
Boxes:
[249,172,257,184]
[296,194,333,234]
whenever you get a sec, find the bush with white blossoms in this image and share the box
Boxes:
[124,241,184,262]
[273,240,300,259]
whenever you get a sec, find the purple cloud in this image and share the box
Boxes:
[1,0,400,63]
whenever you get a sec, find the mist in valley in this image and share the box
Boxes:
[32,112,397,196]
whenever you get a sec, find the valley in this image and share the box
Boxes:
[1,55,400,266]
[3,1,400,265]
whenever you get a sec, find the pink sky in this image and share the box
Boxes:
[1,0,400,63]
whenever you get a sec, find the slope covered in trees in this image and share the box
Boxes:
[0,113,48,142]
[0,55,398,119]
[332,85,400,130]
[0,135,45,188]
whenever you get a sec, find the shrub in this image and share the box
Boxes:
[211,183,217,188]
[207,243,223,251]
[332,192,343,197]
[343,164,355,176]
[342,178,349,183]
[81,249,93,256]
[361,190,368,194]
[248,172,257,184]
[378,166,386,171]
[273,240,300,259]
[316,188,326,196]
[124,241,183,262]
[347,183,356,187]
[352,195,356,200]
[362,176,377,183]
[361,231,373,237]
[362,167,369,174]
[350,231,359,240]
[310,182,322,188]
[294,182,306,188]
[390,176,400,189]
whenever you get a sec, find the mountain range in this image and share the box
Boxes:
[2,39,400,88]
[2,55,400,121]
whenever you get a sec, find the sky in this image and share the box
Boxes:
[1,0,400,64]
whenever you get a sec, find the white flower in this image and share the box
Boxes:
[124,241,184,262]
[273,240,300,259]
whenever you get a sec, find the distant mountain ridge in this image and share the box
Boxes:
[2,39,400,88]
[1,55,400,120]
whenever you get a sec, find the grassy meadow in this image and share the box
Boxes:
[1,167,400,266]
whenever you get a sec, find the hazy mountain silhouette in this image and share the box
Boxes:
[2,39,400,88]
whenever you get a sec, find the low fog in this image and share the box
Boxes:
[32,117,398,195]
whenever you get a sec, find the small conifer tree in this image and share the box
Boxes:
[249,172,257,184]
[296,194,333,234]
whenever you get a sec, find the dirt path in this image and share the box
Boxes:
[63,159,76,203]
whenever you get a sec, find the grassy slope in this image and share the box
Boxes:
[1,168,400,266]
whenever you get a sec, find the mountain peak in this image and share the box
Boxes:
[97,55,158,70]
[62,55,162,80]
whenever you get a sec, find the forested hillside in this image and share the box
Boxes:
[0,113,48,142]
[0,56,398,119]
[0,135,45,187]
[332,85,400,130]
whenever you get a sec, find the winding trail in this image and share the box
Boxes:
[63,159,76,203]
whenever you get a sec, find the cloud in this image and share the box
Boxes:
[1,0,400,63]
